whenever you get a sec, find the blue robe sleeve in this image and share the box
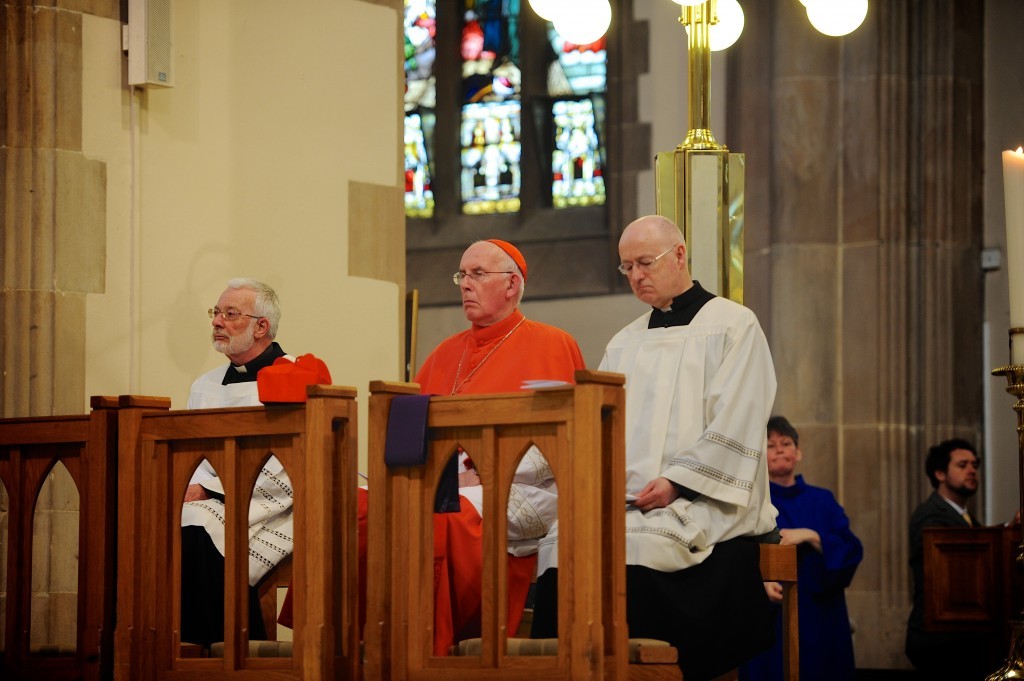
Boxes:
[797,487,863,597]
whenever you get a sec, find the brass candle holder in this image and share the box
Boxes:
[987,328,1024,680]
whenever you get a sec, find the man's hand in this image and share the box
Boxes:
[458,468,482,488]
[184,483,209,502]
[632,477,680,512]
[763,581,784,604]
[779,527,822,552]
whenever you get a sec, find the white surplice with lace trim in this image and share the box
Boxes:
[538,296,779,575]
[181,365,293,586]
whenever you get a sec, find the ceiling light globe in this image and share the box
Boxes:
[528,0,563,22]
[710,0,744,50]
[683,0,744,51]
[552,0,612,46]
[806,0,868,37]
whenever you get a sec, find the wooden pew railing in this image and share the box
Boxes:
[113,386,359,681]
[0,396,151,681]
[365,371,631,681]
[363,372,800,681]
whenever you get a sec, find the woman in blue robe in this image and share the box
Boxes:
[741,416,864,681]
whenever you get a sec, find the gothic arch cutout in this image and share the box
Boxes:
[30,460,79,655]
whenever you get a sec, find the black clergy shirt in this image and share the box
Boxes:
[648,281,716,328]
[222,341,286,385]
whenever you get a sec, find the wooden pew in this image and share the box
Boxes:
[365,371,630,681]
[363,373,800,681]
[113,386,359,681]
[0,396,154,681]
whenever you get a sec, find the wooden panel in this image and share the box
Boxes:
[113,387,359,681]
[0,396,146,681]
[364,370,794,681]
[364,372,629,681]
[923,526,1016,632]
[759,543,799,681]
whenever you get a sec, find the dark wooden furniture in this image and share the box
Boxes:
[923,524,1023,665]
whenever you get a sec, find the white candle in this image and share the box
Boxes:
[1003,146,1024,364]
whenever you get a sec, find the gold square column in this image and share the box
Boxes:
[656,148,744,303]
[654,0,744,304]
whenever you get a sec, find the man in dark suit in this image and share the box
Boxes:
[905,438,985,678]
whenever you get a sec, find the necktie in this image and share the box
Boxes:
[962,511,974,527]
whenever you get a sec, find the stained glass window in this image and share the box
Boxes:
[461,101,522,214]
[405,112,435,217]
[547,24,607,208]
[552,98,605,208]
[404,0,437,217]
[403,2,610,221]
[546,25,607,96]
[460,0,522,215]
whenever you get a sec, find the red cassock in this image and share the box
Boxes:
[279,309,585,654]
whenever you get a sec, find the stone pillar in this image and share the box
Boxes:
[1,0,114,418]
[1,0,116,658]
[729,0,984,669]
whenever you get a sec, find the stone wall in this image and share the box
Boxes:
[29,463,79,653]
[728,0,985,669]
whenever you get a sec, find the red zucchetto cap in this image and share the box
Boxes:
[485,239,527,281]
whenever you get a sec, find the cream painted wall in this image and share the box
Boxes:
[82,14,135,402]
[81,1,403,473]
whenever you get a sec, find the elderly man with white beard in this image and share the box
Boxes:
[180,278,293,647]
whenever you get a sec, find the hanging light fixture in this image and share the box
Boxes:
[529,1,868,58]
[551,0,612,46]
[682,0,745,51]
[708,0,744,50]
[805,0,868,37]
[527,0,561,22]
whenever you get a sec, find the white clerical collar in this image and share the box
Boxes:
[234,364,248,373]
[939,494,967,516]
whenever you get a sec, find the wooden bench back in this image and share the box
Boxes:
[758,542,799,681]
[113,386,359,681]
[0,396,148,681]
[364,370,629,681]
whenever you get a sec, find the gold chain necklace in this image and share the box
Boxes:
[450,317,526,395]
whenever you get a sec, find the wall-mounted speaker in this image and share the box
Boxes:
[127,0,173,87]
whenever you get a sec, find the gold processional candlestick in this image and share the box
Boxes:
[654,0,744,303]
[988,330,1024,680]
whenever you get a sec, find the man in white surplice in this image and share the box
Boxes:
[179,278,293,645]
[533,216,780,681]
